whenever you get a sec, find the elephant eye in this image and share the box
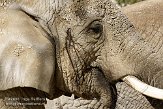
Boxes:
[87,20,103,39]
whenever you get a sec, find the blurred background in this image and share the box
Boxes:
[113,0,145,6]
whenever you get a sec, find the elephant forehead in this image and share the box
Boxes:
[72,0,106,19]
[57,0,107,26]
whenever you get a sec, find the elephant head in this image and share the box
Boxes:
[1,0,163,108]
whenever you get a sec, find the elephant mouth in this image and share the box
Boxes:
[0,87,48,106]
[122,75,163,100]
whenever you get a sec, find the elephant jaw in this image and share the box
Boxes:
[122,76,163,100]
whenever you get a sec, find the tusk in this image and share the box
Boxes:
[122,75,163,100]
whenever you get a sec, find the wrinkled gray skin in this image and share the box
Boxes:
[46,0,163,108]
[122,0,163,108]
[0,0,163,108]
[45,82,154,109]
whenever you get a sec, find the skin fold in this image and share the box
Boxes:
[0,0,162,108]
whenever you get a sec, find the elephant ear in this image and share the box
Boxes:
[0,9,55,98]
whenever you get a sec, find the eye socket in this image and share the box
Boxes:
[86,21,103,38]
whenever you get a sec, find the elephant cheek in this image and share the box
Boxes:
[97,46,135,81]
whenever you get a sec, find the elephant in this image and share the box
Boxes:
[0,0,163,109]
[45,0,163,108]
[0,8,154,109]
